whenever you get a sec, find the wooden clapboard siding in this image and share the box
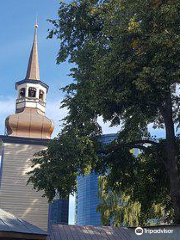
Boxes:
[0,142,49,231]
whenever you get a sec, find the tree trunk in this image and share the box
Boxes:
[163,95,180,223]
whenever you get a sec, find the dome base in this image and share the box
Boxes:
[5,107,54,139]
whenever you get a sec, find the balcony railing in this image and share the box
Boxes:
[16,97,46,107]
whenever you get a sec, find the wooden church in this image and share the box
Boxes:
[0,23,54,231]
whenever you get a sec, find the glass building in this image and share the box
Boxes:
[75,134,117,226]
[49,198,69,227]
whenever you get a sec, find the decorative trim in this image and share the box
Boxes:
[15,79,49,92]
[0,231,47,239]
[0,135,50,146]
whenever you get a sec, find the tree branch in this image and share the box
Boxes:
[99,139,159,154]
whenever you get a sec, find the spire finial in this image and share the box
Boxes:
[35,15,38,28]
[25,21,40,80]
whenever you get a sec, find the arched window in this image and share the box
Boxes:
[28,87,36,98]
[19,88,25,98]
[39,90,44,101]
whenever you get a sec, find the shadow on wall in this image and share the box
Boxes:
[0,142,48,224]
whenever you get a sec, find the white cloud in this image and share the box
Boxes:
[0,97,15,114]
[0,97,15,135]
[46,100,121,137]
[148,123,165,138]
[97,116,121,134]
[46,98,68,137]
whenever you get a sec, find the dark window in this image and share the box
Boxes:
[28,87,36,98]
[19,88,25,98]
[39,90,44,100]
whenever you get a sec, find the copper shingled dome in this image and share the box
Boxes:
[5,108,54,139]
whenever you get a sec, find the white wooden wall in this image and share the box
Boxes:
[0,142,48,231]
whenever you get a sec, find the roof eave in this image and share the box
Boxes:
[15,79,49,92]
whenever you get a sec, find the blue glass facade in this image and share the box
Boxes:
[75,134,117,226]
[49,198,69,226]
[76,172,101,226]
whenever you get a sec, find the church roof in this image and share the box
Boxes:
[0,208,47,236]
[25,23,40,80]
[15,79,49,91]
[47,225,131,240]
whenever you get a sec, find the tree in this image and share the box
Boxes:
[97,148,173,227]
[97,176,164,227]
[28,0,180,223]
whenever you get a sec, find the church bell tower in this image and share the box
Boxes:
[5,23,54,139]
[0,23,54,231]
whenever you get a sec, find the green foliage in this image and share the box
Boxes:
[28,0,180,224]
[97,145,175,227]
[97,176,166,227]
[48,0,180,133]
[97,176,142,227]
[28,126,101,201]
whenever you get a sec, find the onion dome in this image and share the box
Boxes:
[5,108,54,139]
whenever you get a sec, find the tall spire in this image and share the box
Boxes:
[25,22,40,80]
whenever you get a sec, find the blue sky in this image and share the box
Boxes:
[0,0,166,225]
